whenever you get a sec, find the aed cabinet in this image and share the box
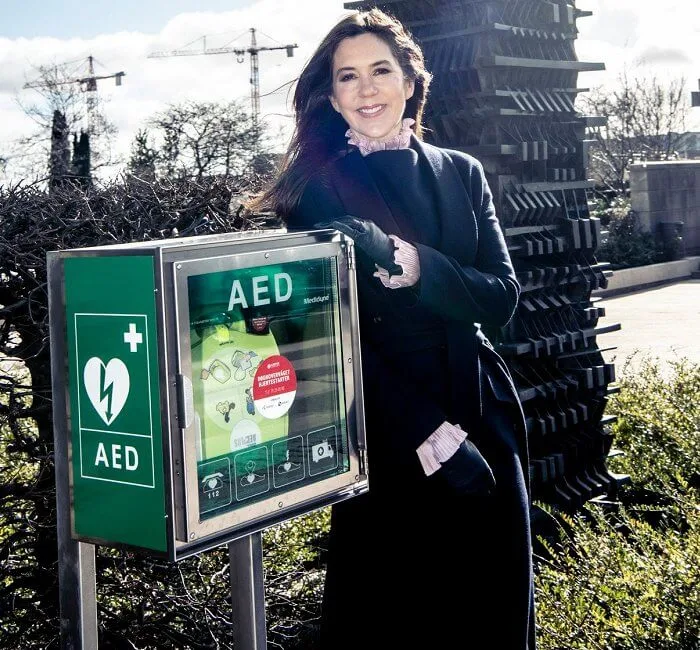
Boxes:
[48,229,367,560]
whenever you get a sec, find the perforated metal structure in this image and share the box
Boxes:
[344,0,622,508]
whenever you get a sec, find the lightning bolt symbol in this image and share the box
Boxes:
[100,364,115,423]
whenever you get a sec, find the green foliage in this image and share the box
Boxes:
[535,358,700,649]
[264,510,330,648]
[0,360,47,642]
[536,503,700,650]
[594,198,663,268]
[81,510,328,649]
[127,128,158,180]
[607,357,700,493]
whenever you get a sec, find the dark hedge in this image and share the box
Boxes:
[0,176,329,649]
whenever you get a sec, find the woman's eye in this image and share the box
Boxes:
[337,68,391,83]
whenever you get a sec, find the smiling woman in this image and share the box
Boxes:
[253,8,536,650]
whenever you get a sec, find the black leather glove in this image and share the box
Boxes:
[439,439,496,496]
[315,216,402,275]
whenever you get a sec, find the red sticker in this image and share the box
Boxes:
[252,355,297,419]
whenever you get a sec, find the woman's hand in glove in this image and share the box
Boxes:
[438,439,496,497]
[315,216,402,276]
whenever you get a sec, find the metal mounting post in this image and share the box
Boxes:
[49,256,99,649]
[229,533,267,649]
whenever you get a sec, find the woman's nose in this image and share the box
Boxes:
[358,75,378,97]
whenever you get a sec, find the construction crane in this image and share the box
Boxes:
[23,55,125,134]
[148,28,298,125]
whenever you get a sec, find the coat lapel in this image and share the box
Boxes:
[330,139,478,265]
[331,151,405,237]
[412,138,478,263]
[327,139,487,425]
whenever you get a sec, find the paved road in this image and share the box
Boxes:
[597,279,700,376]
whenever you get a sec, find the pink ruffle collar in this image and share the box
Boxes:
[346,118,415,156]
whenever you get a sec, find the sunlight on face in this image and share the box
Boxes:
[330,33,415,143]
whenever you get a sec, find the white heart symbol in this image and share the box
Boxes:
[83,357,130,426]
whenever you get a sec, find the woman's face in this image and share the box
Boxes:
[330,33,415,143]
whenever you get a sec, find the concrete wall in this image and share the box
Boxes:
[629,160,700,255]
[594,256,700,297]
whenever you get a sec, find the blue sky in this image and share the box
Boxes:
[2,0,251,39]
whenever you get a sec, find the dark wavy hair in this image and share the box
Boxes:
[251,9,432,218]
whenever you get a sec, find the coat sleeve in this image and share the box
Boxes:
[412,156,519,328]
[288,176,450,453]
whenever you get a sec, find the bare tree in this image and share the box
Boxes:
[143,100,263,181]
[9,61,119,181]
[579,69,689,196]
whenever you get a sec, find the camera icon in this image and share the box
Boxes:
[311,440,334,464]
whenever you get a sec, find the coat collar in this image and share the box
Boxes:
[329,135,477,262]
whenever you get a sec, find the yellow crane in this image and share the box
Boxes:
[148,28,298,126]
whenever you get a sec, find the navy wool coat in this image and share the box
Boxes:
[288,136,535,649]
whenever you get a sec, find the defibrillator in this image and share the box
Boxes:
[191,317,289,460]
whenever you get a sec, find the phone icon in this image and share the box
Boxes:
[201,472,224,493]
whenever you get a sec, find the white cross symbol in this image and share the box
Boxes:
[123,323,143,353]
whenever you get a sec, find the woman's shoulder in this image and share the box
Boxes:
[287,164,345,229]
[415,140,491,204]
[420,140,485,174]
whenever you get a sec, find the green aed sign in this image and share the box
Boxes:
[64,256,166,552]
[74,314,155,487]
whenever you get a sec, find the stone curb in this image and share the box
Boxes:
[593,256,700,298]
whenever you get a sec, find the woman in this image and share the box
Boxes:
[256,9,535,649]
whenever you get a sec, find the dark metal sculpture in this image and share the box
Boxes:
[345,0,624,508]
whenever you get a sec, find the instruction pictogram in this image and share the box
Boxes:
[307,426,339,476]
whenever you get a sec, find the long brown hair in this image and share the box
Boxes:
[251,9,432,218]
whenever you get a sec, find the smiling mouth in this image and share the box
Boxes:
[357,105,385,116]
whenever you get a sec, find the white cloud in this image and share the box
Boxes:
[577,0,700,122]
[1,0,699,181]
[0,0,349,180]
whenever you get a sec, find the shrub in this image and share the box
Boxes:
[83,509,329,649]
[595,198,663,268]
[264,510,330,649]
[607,357,700,494]
[0,176,298,649]
[535,358,700,649]
[536,503,700,650]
